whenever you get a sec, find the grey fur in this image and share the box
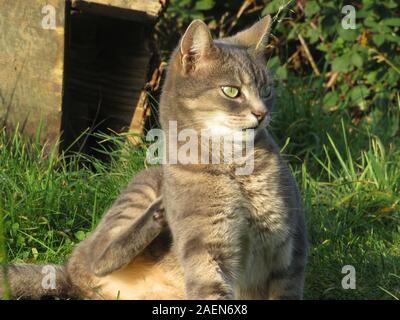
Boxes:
[1,167,165,299]
[0,264,75,299]
[1,16,307,300]
[158,16,307,299]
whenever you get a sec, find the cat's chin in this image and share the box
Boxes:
[241,125,258,131]
[238,118,266,131]
[240,123,265,131]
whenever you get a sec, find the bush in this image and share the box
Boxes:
[157,0,400,126]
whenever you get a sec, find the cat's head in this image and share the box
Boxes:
[160,16,274,136]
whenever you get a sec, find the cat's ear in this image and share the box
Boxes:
[228,15,272,57]
[180,20,215,73]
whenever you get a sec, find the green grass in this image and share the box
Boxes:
[0,87,399,300]
[0,131,147,265]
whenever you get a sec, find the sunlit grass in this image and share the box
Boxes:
[0,91,399,300]
[0,128,147,265]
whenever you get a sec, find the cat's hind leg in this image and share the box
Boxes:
[82,166,165,276]
[89,196,165,276]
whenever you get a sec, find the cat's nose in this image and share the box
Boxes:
[251,110,267,122]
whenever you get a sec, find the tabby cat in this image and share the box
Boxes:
[0,16,307,300]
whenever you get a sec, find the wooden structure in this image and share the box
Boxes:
[0,0,165,154]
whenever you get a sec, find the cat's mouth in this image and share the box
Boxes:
[206,114,265,133]
[241,120,266,131]
[241,123,259,130]
[238,114,266,131]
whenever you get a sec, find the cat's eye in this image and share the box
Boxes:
[221,86,240,98]
[260,85,272,99]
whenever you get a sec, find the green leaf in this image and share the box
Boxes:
[372,34,385,46]
[275,66,288,80]
[16,235,26,247]
[305,0,320,17]
[338,27,358,41]
[316,43,328,52]
[387,68,400,83]
[350,85,369,109]
[75,230,86,241]
[383,0,398,9]
[306,25,320,44]
[194,0,215,11]
[332,55,351,72]
[323,91,339,108]
[11,222,19,234]
[262,0,283,15]
[266,56,281,72]
[364,17,379,29]
[32,248,39,260]
[383,18,400,27]
[267,56,288,80]
[176,0,191,8]
[385,34,400,45]
[189,12,204,20]
[365,71,378,84]
[287,24,301,40]
[351,52,363,68]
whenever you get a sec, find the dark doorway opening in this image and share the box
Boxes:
[60,1,151,159]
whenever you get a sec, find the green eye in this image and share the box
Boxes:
[260,85,272,99]
[221,86,240,98]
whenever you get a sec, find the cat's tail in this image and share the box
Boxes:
[0,264,78,299]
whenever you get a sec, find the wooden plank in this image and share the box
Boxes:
[71,0,163,22]
[0,0,65,144]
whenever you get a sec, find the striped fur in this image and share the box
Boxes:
[1,167,167,299]
[1,17,307,300]
[157,16,308,299]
